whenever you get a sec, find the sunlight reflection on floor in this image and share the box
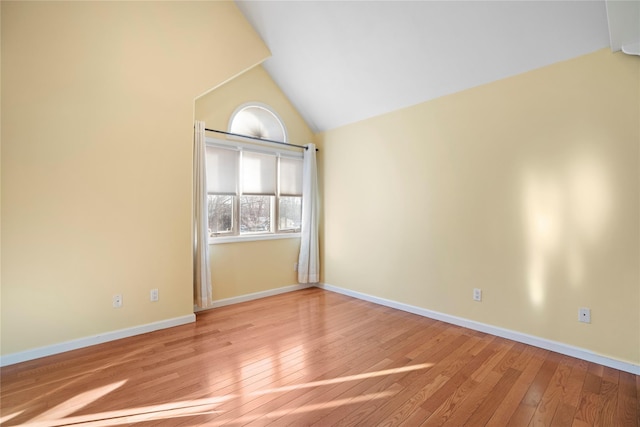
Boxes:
[30,380,128,422]
[252,362,433,396]
[15,396,232,427]
[0,410,25,425]
[210,391,397,426]
[10,364,432,426]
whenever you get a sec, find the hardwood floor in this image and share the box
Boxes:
[1,288,638,426]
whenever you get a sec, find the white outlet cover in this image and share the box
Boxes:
[112,294,123,308]
[579,307,591,323]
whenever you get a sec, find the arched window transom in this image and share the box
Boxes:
[229,103,287,143]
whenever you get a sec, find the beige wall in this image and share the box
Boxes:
[318,49,640,365]
[209,239,299,301]
[195,65,316,300]
[1,1,269,355]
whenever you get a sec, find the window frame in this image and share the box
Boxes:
[206,137,303,245]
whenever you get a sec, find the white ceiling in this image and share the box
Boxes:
[235,1,612,133]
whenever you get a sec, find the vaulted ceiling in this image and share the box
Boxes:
[235,1,622,133]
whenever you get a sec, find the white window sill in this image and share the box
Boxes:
[209,232,301,245]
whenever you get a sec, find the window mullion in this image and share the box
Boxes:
[275,155,280,232]
[235,150,243,236]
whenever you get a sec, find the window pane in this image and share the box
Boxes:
[206,146,238,195]
[208,195,234,234]
[242,151,276,195]
[279,196,302,231]
[240,195,272,233]
[280,157,303,196]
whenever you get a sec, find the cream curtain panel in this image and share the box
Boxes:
[193,121,212,308]
[298,143,320,284]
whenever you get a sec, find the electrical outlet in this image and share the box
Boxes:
[113,294,123,308]
[150,288,159,302]
[473,288,482,302]
[579,307,591,323]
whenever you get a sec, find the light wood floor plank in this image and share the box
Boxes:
[549,359,589,427]
[615,371,638,426]
[528,357,573,426]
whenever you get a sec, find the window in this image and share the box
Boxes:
[206,142,303,242]
[229,103,287,143]
[207,103,301,243]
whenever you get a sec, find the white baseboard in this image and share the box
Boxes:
[317,283,640,375]
[201,283,313,310]
[5,283,637,376]
[2,285,309,368]
[0,314,195,368]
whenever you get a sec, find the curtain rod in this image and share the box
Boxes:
[204,128,318,151]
